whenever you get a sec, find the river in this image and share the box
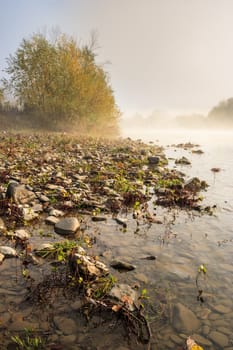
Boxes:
[116,128,233,349]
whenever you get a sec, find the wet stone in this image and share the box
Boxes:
[172,303,200,333]
[209,331,229,347]
[55,217,80,235]
[192,334,212,347]
[170,334,184,345]
[110,259,136,271]
[212,304,230,314]
[108,284,138,312]
[53,316,77,335]
[6,182,36,204]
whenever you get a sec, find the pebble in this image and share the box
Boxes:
[14,229,30,240]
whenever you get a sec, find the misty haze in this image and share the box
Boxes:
[0,1,233,350]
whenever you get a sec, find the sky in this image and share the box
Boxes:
[1,0,233,117]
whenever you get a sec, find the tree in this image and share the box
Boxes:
[208,98,233,127]
[2,32,120,133]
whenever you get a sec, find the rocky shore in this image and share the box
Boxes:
[0,132,221,350]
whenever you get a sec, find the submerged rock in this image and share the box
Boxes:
[110,260,136,271]
[172,303,200,332]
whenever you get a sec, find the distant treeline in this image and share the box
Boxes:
[121,98,233,129]
[0,31,120,135]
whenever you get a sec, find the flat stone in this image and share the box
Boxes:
[209,331,228,347]
[45,216,60,225]
[170,334,183,345]
[55,217,80,235]
[53,316,77,335]
[91,216,107,222]
[212,304,230,314]
[172,303,200,333]
[49,209,65,217]
[0,246,17,257]
[192,334,212,346]
[110,259,136,271]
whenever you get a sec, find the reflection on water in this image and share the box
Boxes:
[116,128,233,349]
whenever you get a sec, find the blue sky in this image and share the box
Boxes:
[1,0,233,116]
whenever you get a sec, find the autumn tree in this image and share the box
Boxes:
[2,32,120,133]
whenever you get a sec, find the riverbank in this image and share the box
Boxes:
[0,132,219,349]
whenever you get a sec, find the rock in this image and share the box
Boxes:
[175,156,191,165]
[212,304,230,314]
[172,303,200,332]
[53,316,77,335]
[114,217,127,227]
[110,260,136,271]
[49,209,65,217]
[169,334,184,345]
[22,207,39,221]
[0,246,17,257]
[37,194,50,202]
[45,215,60,225]
[192,334,212,347]
[54,217,80,235]
[70,252,108,277]
[91,216,107,222]
[148,156,160,165]
[0,218,6,233]
[0,252,4,263]
[6,182,35,204]
[108,283,138,311]
[14,229,30,240]
[209,331,228,347]
[34,243,54,256]
[31,203,43,212]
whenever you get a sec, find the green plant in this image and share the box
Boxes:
[11,329,45,350]
[196,264,207,303]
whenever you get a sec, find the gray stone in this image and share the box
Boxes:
[209,331,228,347]
[55,217,80,235]
[175,156,191,165]
[0,246,17,257]
[172,303,200,333]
